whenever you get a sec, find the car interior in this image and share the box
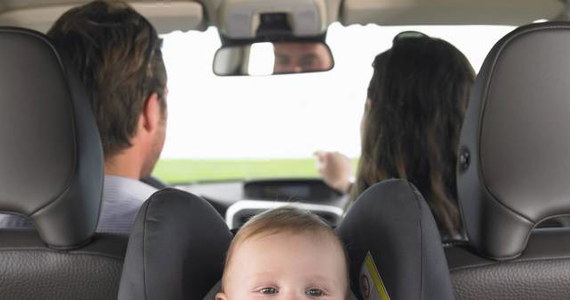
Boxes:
[0,27,127,298]
[446,21,570,300]
[1,0,570,299]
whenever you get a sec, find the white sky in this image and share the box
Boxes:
[159,23,514,160]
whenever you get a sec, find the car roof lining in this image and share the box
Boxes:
[0,1,204,34]
[341,0,564,26]
[0,0,566,34]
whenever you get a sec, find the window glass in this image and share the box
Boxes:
[156,23,514,183]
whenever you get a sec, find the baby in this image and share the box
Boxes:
[216,206,349,299]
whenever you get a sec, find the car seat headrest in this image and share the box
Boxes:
[118,189,232,300]
[0,27,103,249]
[337,179,455,300]
[458,22,570,260]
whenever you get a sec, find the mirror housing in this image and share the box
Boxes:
[213,41,334,76]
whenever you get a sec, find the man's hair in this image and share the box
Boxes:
[47,0,167,157]
[354,33,475,239]
[221,206,349,291]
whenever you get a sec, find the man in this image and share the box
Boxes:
[0,0,167,233]
[273,42,333,73]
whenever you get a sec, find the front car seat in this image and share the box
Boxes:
[446,22,570,300]
[0,27,128,299]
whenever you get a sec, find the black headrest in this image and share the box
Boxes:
[0,28,103,249]
[337,179,454,300]
[118,189,232,300]
[458,22,570,260]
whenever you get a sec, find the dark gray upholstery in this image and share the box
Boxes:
[457,22,570,260]
[337,179,455,300]
[448,21,570,300]
[447,229,570,300]
[118,188,232,300]
[0,27,128,299]
[0,231,127,300]
[0,27,103,249]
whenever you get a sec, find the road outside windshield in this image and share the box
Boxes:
[154,23,513,183]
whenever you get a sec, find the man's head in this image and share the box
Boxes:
[273,42,333,73]
[217,207,349,300]
[48,0,167,178]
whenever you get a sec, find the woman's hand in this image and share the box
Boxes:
[314,150,352,194]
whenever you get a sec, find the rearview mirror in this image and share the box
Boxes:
[213,42,334,76]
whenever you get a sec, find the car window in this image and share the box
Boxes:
[154,23,514,184]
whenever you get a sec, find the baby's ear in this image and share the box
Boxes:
[215,292,228,300]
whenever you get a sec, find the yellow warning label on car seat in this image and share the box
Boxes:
[359,252,390,300]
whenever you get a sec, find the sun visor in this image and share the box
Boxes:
[0,1,204,34]
[133,2,204,33]
[340,0,563,26]
[218,0,329,39]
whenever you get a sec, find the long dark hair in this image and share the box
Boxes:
[353,32,475,238]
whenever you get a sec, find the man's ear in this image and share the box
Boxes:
[141,92,161,134]
[215,292,228,300]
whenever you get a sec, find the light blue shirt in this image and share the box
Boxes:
[97,175,157,233]
[0,175,157,234]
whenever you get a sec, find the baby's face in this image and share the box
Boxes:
[217,231,348,300]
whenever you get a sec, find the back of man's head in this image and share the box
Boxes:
[48,0,167,158]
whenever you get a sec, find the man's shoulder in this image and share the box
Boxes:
[103,175,157,203]
[0,214,33,229]
[98,175,159,233]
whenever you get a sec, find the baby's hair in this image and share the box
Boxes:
[221,206,349,292]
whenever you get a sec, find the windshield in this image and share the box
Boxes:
[154,23,514,184]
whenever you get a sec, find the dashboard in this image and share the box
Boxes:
[176,178,348,229]
[243,179,341,203]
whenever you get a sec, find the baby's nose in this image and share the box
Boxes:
[281,291,304,300]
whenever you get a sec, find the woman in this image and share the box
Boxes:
[318,32,475,239]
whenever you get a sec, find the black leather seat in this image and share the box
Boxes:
[337,179,455,300]
[0,27,128,299]
[446,22,570,300]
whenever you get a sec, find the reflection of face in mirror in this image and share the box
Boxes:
[273,42,333,73]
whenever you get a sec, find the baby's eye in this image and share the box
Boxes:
[305,288,324,297]
[259,287,278,295]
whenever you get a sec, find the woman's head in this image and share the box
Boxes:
[355,32,475,238]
